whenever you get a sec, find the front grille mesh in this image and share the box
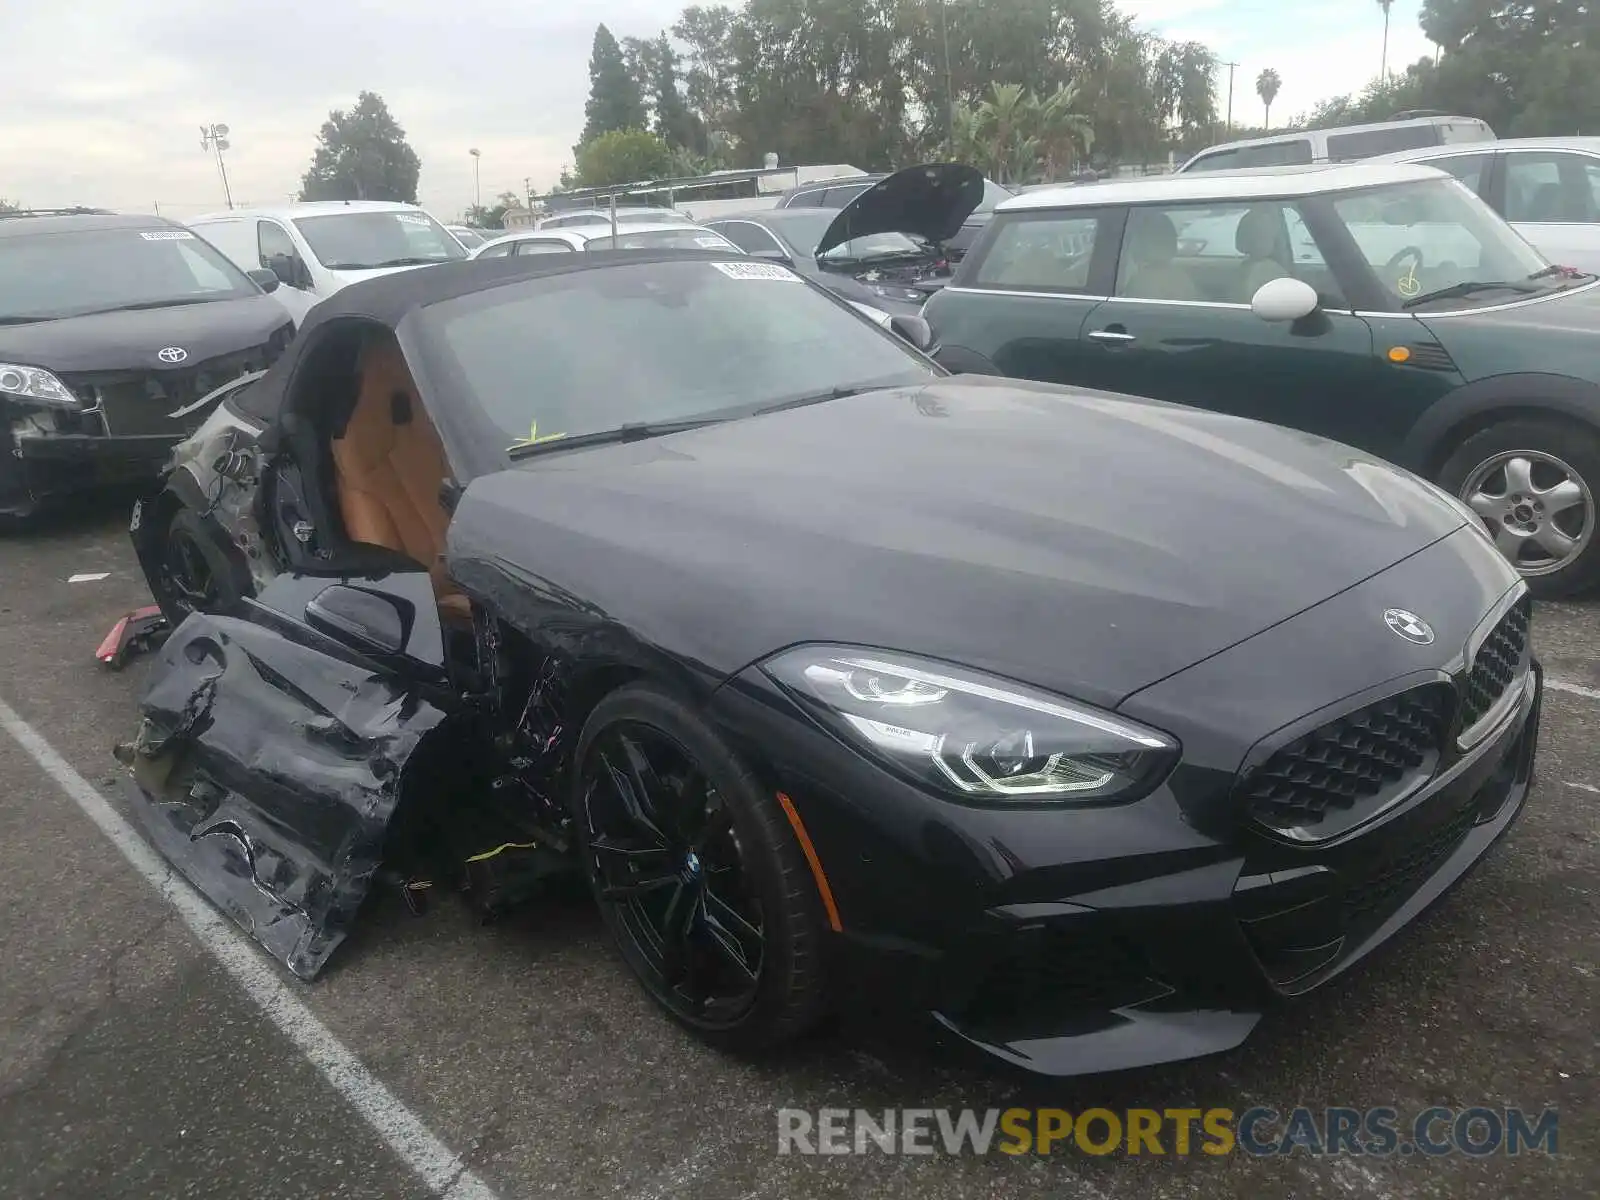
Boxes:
[1460,598,1532,730]
[1342,796,1479,926]
[1239,686,1451,827]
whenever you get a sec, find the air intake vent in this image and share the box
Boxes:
[1401,342,1457,371]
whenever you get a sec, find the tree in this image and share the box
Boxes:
[1257,68,1282,129]
[581,25,648,147]
[1377,0,1393,80]
[463,191,522,229]
[952,81,1094,185]
[0,199,17,214]
[300,91,420,202]
[574,129,672,187]
[649,35,700,150]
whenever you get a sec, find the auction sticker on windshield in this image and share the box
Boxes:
[396,213,432,225]
[139,230,196,240]
[710,261,801,282]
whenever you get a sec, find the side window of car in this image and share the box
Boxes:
[258,220,298,271]
[1115,202,1346,307]
[713,222,782,254]
[1421,152,1491,195]
[1503,153,1597,223]
[477,242,514,258]
[515,240,574,255]
[969,214,1102,292]
[785,190,825,208]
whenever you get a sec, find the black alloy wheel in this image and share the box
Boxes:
[572,684,828,1050]
[155,507,244,625]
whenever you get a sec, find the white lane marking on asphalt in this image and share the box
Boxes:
[1546,676,1600,702]
[0,694,499,1200]
[66,572,111,583]
[1564,781,1600,795]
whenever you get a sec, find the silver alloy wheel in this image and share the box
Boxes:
[1461,449,1595,576]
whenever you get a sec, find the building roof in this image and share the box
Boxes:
[1000,161,1448,211]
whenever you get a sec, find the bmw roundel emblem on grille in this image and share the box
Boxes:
[1383,608,1435,645]
[157,346,188,363]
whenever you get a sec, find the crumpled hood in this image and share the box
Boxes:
[0,295,287,373]
[816,163,985,256]
[449,376,1468,710]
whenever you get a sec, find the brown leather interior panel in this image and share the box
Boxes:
[330,335,469,620]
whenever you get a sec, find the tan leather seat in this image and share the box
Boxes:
[330,336,471,622]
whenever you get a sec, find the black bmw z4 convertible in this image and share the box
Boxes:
[119,249,1541,1077]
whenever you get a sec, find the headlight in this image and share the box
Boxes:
[763,646,1179,805]
[0,363,79,409]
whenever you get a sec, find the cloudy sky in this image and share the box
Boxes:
[4,0,1434,222]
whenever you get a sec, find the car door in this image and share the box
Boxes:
[257,219,317,322]
[1074,199,1380,445]
[926,207,1122,381]
[1487,148,1600,273]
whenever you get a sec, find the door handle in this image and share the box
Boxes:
[1088,328,1137,344]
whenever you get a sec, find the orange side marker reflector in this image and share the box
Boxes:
[1387,345,1411,363]
[777,792,843,932]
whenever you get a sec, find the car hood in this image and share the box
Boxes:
[448,376,1469,710]
[816,163,985,256]
[0,295,288,373]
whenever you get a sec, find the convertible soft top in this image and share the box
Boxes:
[231,248,745,423]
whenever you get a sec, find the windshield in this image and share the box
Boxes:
[292,210,468,270]
[767,212,929,261]
[1329,177,1553,308]
[426,258,935,449]
[581,228,739,251]
[0,227,257,321]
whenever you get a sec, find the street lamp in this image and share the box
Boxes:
[199,122,234,210]
[469,147,481,211]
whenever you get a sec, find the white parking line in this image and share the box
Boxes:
[0,694,500,1200]
[1547,676,1600,702]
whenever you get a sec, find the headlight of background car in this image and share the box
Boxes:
[866,283,926,304]
[0,363,79,409]
[763,646,1179,804]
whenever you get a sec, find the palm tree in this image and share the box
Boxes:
[1034,83,1096,180]
[1377,0,1393,80]
[1257,68,1282,130]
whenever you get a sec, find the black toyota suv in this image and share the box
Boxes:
[0,209,295,524]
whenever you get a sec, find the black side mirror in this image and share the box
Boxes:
[247,268,281,294]
[266,252,306,289]
[889,313,936,352]
[305,584,410,655]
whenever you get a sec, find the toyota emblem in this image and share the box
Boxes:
[157,346,188,364]
[1383,608,1435,645]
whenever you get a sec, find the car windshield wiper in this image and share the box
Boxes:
[0,315,47,325]
[752,385,878,416]
[508,416,726,459]
[1401,280,1540,309]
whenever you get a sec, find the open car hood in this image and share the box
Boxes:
[815,162,985,257]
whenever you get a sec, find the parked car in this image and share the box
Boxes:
[447,225,495,250]
[1371,137,1600,273]
[923,161,1600,596]
[1178,113,1496,173]
[704,209,948,318]
[775,165,1013,259]
[189,201,468,325]
[471,222,739,257]
[121,250,1538,1078]
[536,206,693,231]
[0,208,293,525]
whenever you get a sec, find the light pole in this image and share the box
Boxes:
[938,0,955,158]
[1221,62,1239,136]
[469,148,482,211]
[199,123,234,210]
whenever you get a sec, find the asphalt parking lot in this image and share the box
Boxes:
[0,499,1595,1200]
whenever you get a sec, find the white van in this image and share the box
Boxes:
[1178,114,1495,174]
[188,201,468,324]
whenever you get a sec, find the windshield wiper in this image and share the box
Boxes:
[74,297,221,315]
[0,315,47,325]
[753,385,878,416]
[508,416,725,459]
[369,256,445,269]
[1401,280,1540,309]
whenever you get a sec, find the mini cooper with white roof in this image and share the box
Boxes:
[923,161,1600,596]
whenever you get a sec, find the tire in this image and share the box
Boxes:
[570,682,828,1052]
[152,505,248,626]
[1437,416,1600,600]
